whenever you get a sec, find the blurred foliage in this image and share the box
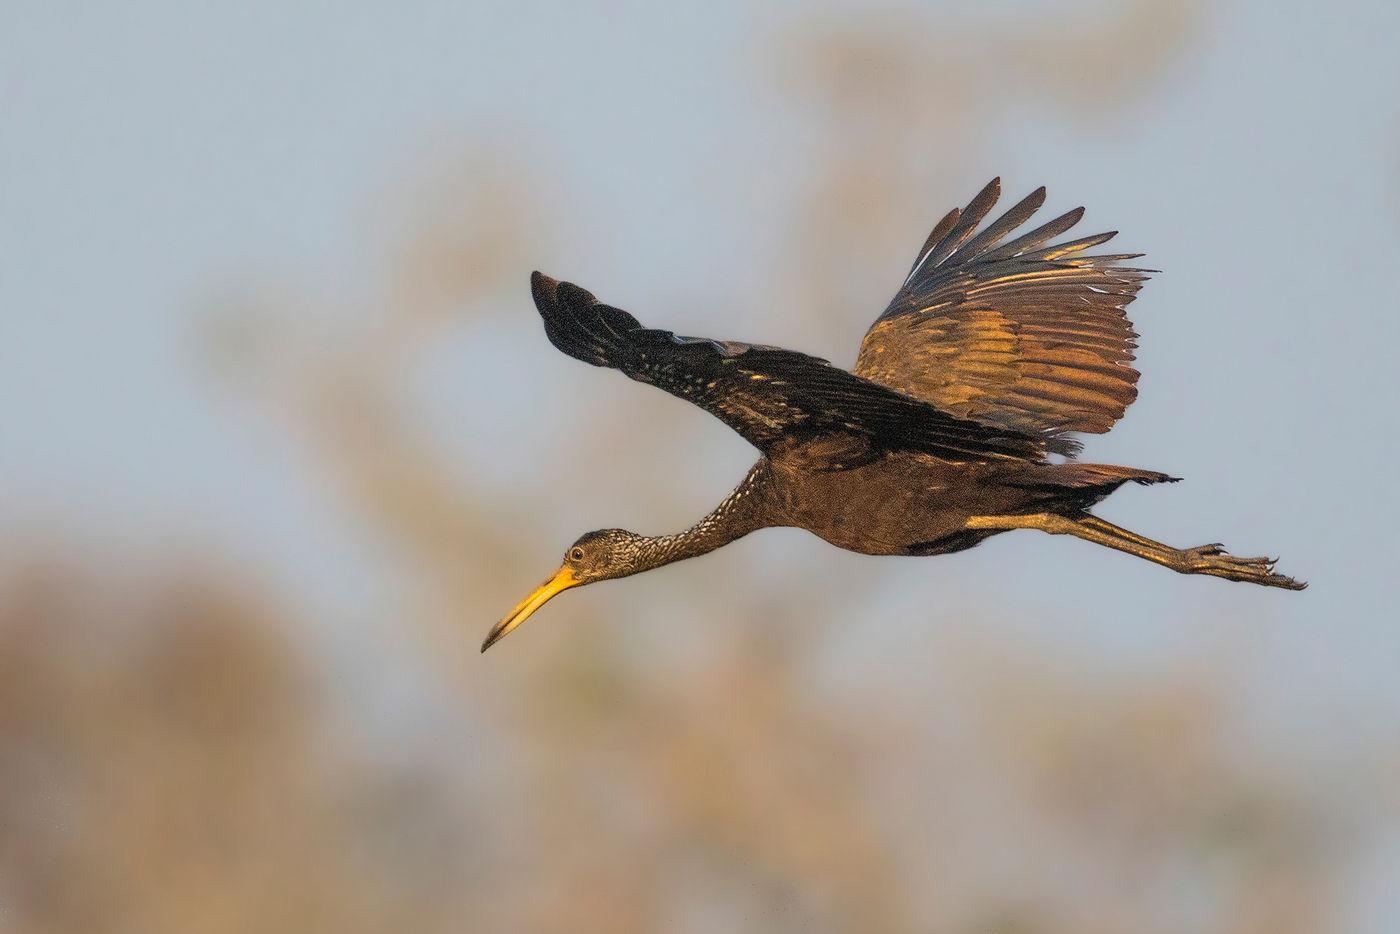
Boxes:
[0,553,1347,934]
[0,555,474,933]
[766,0,1197,349]
[1,2,1388,932]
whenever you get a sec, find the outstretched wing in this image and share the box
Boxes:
[531,272,1051,464]
[854,179,1149,447]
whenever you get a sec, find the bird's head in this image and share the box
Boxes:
[481,528,648,652]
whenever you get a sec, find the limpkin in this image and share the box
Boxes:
[482,179,1304,652]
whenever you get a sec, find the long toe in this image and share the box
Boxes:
[1186,547,1307,590]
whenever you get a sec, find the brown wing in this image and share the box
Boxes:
[531,272,1053,465]
[853,179,1149,451]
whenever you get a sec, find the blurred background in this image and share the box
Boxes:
[3,1,1399,931]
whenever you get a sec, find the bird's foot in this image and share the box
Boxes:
[1181,544,1307,590]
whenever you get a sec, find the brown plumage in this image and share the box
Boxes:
[483,179,1303,653]
[855,182,1143,441]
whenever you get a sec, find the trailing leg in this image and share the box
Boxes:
[964,513,1306,590]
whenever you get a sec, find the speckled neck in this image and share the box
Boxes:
[633,460,773,572]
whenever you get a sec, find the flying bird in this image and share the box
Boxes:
[482,179,1303,652]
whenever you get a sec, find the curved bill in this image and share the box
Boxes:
[481,566,580,652]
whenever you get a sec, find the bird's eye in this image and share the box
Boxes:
[570,547,585,561]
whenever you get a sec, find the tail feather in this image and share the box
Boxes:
[1046,464,1181,488]
[1005,463,1180,494]
[1003,463,1180,512]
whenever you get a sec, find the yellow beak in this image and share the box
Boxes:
[481,566,581,652]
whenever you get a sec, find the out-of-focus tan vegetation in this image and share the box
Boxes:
[0,553,1354,934]
[2,3,1390,932]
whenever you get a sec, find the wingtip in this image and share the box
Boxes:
[532,271,599,313]
[530,270,560,308]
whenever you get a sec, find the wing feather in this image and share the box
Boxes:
[922,178,1002,268]
[954,185,1047,263]
[979,207,1086,262]
[532,272,1051,465]
[855,180,1150,446]
[906,208,961,278]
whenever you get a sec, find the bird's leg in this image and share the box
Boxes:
[1074,514,1173,550]
[964,513,1306,590]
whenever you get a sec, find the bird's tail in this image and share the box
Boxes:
[1003,463,1180,510]
[1024,464,1182,489]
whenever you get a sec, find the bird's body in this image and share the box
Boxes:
[483,179,1303,652]
[767,451,980,556]
[756,451,1169,556]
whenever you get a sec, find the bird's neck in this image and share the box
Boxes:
[634,461,773,572]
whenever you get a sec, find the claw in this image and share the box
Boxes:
[1180,542,1305,590]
